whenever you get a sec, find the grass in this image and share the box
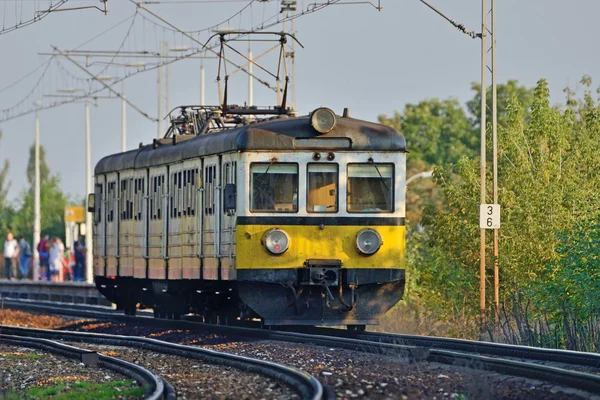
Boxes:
[5,380,145,400]
[2,353,41,360]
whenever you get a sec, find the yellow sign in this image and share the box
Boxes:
[65,206,86,223]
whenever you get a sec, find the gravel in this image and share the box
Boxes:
[0,310,297,399]
[0,343,141,399]
[69,343,297,400]
[1,309,597,399]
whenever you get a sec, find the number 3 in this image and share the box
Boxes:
[487,206,493,216]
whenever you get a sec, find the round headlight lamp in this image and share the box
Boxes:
[311,107,336,134]
[263,228,290,255]
[356,229,382,255]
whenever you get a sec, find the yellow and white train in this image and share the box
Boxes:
[90,105,406,328]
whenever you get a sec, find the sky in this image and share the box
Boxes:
[0,0,599,204]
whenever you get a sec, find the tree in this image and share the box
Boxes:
[9,142,68,244]
[26,143,50,186]
[0,130,10,206]
[420,78,600,333]
[467,79,535,129]
[10,176,68,244]
[0,130,13,236]
[379,98,477,171]
[378,98,476,227]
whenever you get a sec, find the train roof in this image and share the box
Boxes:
[95,112,406,175]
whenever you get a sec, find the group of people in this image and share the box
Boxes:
[3,232,87,282]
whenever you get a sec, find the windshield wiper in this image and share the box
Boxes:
[369,158,390,193]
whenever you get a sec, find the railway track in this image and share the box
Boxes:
[4,298,600,397]
[0,320,324,400]
[0,331,171,399]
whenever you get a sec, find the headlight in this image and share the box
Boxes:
[311,107,336,134]
[356,229,382,255]
[263,228,290,255]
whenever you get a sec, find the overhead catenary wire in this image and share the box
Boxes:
[0,0,69,36]
[0,0,345,122]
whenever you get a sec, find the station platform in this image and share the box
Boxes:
[0,280,111,306]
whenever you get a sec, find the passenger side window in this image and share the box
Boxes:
[204,165,216,215]
[94,183,103,224]
[107,181,116,222]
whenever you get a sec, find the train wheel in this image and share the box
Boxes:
[205,312,217,324]
[124,303,137,316]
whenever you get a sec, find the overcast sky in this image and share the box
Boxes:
[0,0,599,203]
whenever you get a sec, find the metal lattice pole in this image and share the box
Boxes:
[491,0,499,321]
[479,0,488,324]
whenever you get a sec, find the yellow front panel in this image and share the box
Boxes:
[236,225,405,270]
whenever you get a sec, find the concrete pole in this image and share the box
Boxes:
[491,0,499,319]
[157,43,163,139]
[200,64,205,105]
[85,103,93,284]
[121,81,127,152]
[164,41,170,132]
[248,42,253,106]
[291,15,297,110]
[479,0,487,325]
[33,105,41,281]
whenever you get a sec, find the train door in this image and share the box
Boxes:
[118,171,134,277]
[182,160,201,280]
[168,163,184,280]
[133,169,148,279]
[220,155,237,280]
[93,175,106,277]
[105,172,118,277]
[202,157,220,280]
[148,167,167,279]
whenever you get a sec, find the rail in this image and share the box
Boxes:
[0,323,324,400]
[0,333,170,400]
[5,298,600,395]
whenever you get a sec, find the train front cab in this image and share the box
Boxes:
[236,151,406,327]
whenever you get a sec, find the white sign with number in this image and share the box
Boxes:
[480,204,501,229]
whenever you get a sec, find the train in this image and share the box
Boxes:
[89,104,406,328]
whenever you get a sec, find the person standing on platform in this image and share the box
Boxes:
[48,237,64,282]
[73,236,86,282]
[3,232,19,280]
[18,235,32,279]
[38,234,50,280]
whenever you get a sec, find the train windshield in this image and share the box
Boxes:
[308,163,338,213]
[347,164,394,213]
[250,163,298,212]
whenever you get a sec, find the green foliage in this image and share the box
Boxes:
[10,175,68,243]
[10,380,144,400]
[0,130,10,207]
[534,218,600,319]
[378,98,475,227]
[26,142,50,186]
[379,81,534,229]
[467,79,535,129]
[379,98,477,171]
[0,138,68,243]
[417,77,600,337]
